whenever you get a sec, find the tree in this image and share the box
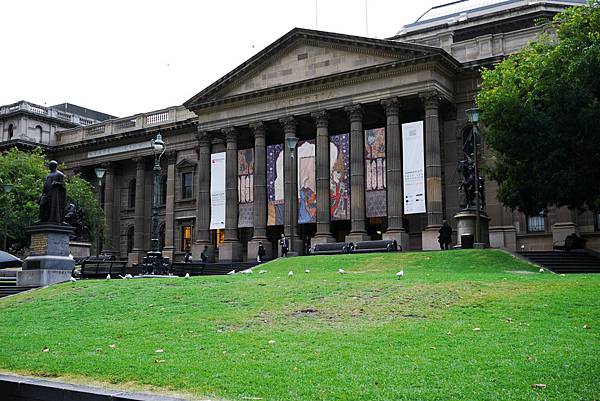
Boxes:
[477,1,600,214]
[0,148,103,252]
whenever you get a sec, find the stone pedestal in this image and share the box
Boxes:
[69,241,91,259]
[346,232,370,243]
[489,226,517,251]
[219,242,243,262]
[192,242,215,263]
[311,235,336,248]
[279,238,304,257]
[454,210,491,248]
[421,226,442,251]
[18,223,75,287]
[552,222,578,245]
[383,230,409,251]
[247,239,272,262]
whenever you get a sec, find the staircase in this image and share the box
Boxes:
[518,250,600,273]
[0,271,37,298]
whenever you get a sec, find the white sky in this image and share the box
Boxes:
[1,0,446,118]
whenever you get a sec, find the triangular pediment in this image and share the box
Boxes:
[176,158,196,169]
[185,28,446,109]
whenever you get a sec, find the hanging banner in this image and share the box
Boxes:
[330,133,350,220]
[297,139,317,224]
[365,128,387,217]
[402,121,426,214]
[210,152,226,229]
[267,144,284,226]
[238,148,254,228]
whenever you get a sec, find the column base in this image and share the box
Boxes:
[248,238,272,262]
[128,251,146,267]
[161,246,175,263]
[70,241,91,259]
[219,241,243,262]
[279,237,304,256]
[489,226,517,251]
[346,232,370,243]
[421,226,442,251]
[311,234,336,248]
[552,222,578,245]
[191,242,215,263]
[383,230,409,251]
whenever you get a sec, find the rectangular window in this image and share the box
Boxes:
[181,225,192,252]
[182,172,192,199]
[527,213,545,233]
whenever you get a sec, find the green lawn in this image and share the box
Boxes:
[0,250,598,401]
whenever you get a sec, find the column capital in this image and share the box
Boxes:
[419,90,443,108]
[100,161,114,172]
[222,127,238,143]
[165,150,178,164]
[279,116,297,135]
[133,157,146,170]
[196,130,211,147]
[250,121,267,138]
[381,97,400,117]
[344,104,364,123]
[311,110,329,128]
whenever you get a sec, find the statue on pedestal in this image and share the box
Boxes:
[38,160,67,224]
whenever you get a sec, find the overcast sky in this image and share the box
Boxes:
[2,0,446,118]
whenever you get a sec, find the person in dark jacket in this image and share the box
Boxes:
[438,220,453,250]
[200,246,209,263]
[257,241,266,263]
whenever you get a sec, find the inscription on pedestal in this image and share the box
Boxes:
[30,233,48,256]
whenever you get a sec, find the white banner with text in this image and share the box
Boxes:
[210,152,226,229]
[402,121,426,214]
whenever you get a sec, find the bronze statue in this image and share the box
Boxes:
[38,160,67,224]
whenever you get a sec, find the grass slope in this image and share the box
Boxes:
[0,250,598,401]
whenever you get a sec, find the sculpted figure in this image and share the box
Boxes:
[39,160,67,223]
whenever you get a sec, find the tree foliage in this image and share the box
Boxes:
[477,1,600,214]
[0,148,103,251]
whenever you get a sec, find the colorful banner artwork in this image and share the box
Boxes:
[297,139,317,224]
[365,127,387,218]
[330,133,350,220]
[210,152,226,229]
[238,148,254,227]
[402,121,426,214]
[267,144,284,226]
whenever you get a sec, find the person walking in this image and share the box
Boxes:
[257,241,266,263]
[438,220,453,250]
[184,248,193,263]
[279,234,289,257]
[200,245,209,263]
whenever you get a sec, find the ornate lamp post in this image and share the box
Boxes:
[465,108,481,245]
[285,135,299,253]
[94,167,107,256]
[2,183,13,251]
[146,133,166,273]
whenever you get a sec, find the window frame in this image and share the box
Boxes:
[181,172,193,200]
[527,212,546,233]
[128,179,136,209]
[181,225,193,252]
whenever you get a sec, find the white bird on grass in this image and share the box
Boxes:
[305,269,310,273]
[259,270,268,274]
[106,274,111,280]
[288,271,294,277]
[69,276,77,283]
[539,268,544,273]
[184,273,190,279]
[240,269,253,274]
[124,274,133,279]
[396,270,404,278]
[338,268,346,274]
[227,270,236,275]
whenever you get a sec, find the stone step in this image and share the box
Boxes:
[0,286,37,298]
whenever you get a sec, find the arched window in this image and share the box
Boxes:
[127,226,135,254]
[7,124,14,140]
[35,125,43,142]
[160,175,167,205]
[159,224,166,251]
[128,179,136,209]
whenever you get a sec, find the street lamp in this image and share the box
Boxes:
[94,167,107,257]
[147,133,166,273]
[285,136,299,253]
[465,107,482,246]
[2,183,13,251]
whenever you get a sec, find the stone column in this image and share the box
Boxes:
[381,97,409,249]
[192,130,215,262]
[129,157,146,265]
[280,116,303,254]
[101,162,116,255]
[248,122,272,261]
[162,151,177,262]
[420,91,444,250]
[345,105,369,242]
[311,110,335,246]
[219,127,242,261]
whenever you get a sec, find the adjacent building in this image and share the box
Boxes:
[3,0,597,263]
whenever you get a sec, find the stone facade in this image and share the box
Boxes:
[4,0,597,262]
